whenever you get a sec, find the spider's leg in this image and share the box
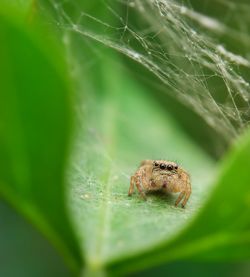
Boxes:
[128,175,135,196]
[135,173,147,200]
[181,180,191,208]
[175,191,185,207]
[141,169,149,190]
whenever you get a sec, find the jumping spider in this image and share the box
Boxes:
[128,160,191,208]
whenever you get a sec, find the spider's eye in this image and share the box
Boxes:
[160,163,166,170]
[167,164,174,171]
[174,165,178,170]
[154,161,159,166]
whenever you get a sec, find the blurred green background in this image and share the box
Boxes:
[0,0,250,276]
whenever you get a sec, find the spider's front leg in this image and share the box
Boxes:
[128,175,135,196]
[181,179,191,208]
[128,169,147,200]
[175,191,185,207]
[136,174,147,200]
[175,174,191,208]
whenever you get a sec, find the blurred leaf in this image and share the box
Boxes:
[0,10,81,272]
[0,200,72,277]
[108,127,250,275]
[0,0,33,14]
[67,46,215,274]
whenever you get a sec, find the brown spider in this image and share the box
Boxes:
[128,160,191,208]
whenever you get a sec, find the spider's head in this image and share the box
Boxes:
[152,160,178,175]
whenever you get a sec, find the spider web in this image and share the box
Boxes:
[42,0,250,142]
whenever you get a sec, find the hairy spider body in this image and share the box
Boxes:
[128,160,191,208]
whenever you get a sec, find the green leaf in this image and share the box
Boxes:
[0,0,34,18]
[107,127,250,275]
[67,49,215,274]
[0,11,82,272]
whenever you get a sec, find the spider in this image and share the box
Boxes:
[128,160,191,208]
